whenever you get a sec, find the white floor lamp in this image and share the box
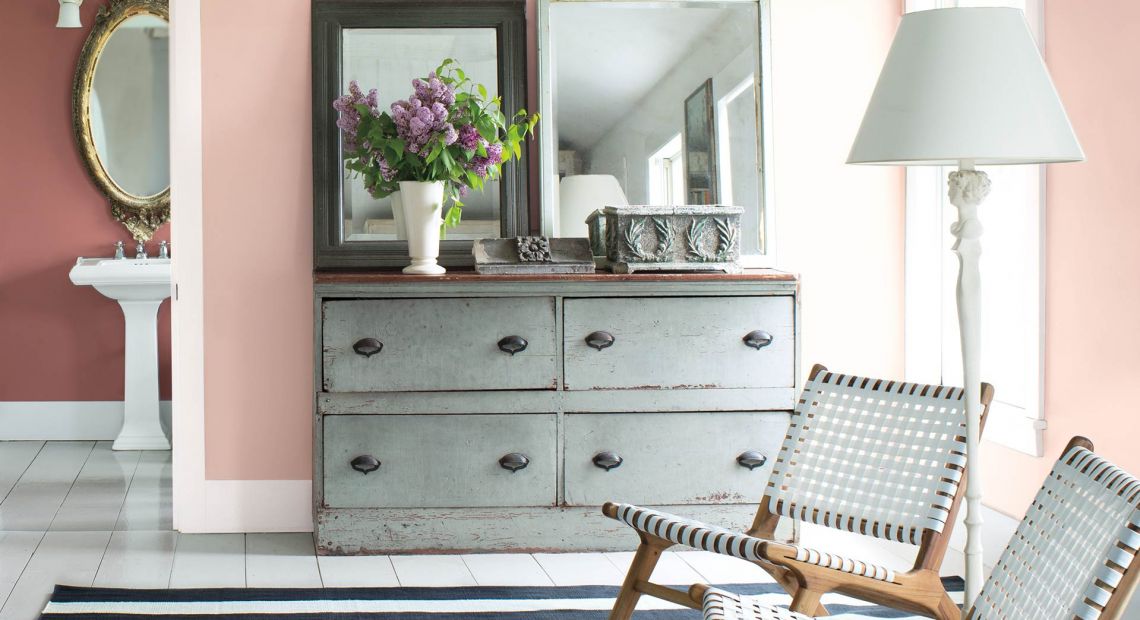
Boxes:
[847,7,1083,612]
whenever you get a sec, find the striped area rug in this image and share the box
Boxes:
[41,579,964,618]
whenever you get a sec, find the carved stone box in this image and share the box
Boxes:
[600,206,744,274]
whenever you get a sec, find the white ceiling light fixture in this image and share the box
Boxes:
[57,0,83,28]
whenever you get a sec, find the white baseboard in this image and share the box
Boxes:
[0,401,172,441]
[197,479,313,533]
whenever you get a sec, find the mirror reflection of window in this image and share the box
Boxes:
[91,15,169,198]
[648,134,684,205]
[549,1,765,255]
[340,28,500,242]
[718,74,759,212]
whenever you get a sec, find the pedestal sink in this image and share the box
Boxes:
[69,257,171,450]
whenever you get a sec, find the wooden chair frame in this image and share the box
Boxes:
[690,437,1140,620]
[604,364,995,620]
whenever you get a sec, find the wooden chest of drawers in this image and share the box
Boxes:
[314,271,798,554]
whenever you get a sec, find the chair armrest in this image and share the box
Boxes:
[603,502,767,561]
[761,540,899,583]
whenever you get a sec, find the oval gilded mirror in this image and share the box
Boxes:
[73,0,170,242]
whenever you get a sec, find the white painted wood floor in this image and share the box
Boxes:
[0,441,946,620]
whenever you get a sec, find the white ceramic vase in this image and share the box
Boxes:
[399,180,446,275]
[390,191,407,241]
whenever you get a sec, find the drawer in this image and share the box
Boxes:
[563,296,794,390]
[323,414,557,508]
[563,412,788,506]
[322,298,558,392]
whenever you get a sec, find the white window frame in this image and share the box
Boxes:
[648,134,685,205]
[903,0,1046,457]
[716,74,757,208]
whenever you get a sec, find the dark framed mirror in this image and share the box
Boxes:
[312,0,529,270]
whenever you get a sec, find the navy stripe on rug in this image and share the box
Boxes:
[41,578,965,619]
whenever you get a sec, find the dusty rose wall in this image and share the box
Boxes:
[770,0,906,379]
[200,0,314,479]
[982,0,1140,516]
[0,1,171,403]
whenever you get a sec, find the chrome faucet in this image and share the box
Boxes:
[114,241,125,260]
[135,242,147,259]
[158,240,169,259]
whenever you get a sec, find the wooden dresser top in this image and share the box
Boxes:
[314,268,796,285]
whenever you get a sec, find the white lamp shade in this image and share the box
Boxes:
[848,8,1083,166]
[558,174,628,238]
[57,0,83,28]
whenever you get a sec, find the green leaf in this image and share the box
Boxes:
[477,123,496,143]
[512,140,522,160]
[425,141,443,164]
[478,83,488,99]
[445,205,463,228]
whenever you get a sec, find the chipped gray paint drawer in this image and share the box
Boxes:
[563,296,795,390]
[314,273,800,553]
[563,411,789,506]
[322,298,558,392]
[323,414,557,509]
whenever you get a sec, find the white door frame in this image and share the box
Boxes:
[169,0,208,532]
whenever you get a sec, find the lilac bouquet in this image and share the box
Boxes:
[334,59,539,229]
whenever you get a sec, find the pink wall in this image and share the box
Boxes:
[197,0,539,481]
[0,1,171,403]
[771,0,906,379]
[200,0,313,480]
[982,0,1140,516]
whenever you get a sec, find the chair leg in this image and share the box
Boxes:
[789,585,828,617]
[933,593,961,620]
[609,537,670,620]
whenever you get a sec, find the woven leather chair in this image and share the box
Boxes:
[603,364,994,620]
[695,436,1140,620]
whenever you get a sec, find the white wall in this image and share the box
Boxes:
[769,0,906,379]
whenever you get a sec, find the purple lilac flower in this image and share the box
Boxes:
[391,74,457,156]
[486,142,503,164]
[457,125,479,151]
[442,123,458,146]
[332,80,379,151]
[467,156,490,179]
[376,155,396,182]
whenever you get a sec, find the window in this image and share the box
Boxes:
[904,0,1046,456]
[648,134,685,205]
[717,75,758,211]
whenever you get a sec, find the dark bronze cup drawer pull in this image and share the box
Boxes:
[352,338,384,357]
[350,455,381,474]
[497,336,529,356]
[592,451,623,471]
[736,450,767,470]
[742,330,773,350]
[585,331,615,351]
[498,453,530,473]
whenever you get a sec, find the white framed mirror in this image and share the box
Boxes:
[538,0,775,265]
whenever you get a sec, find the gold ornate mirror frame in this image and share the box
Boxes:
[72,0,170,242]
